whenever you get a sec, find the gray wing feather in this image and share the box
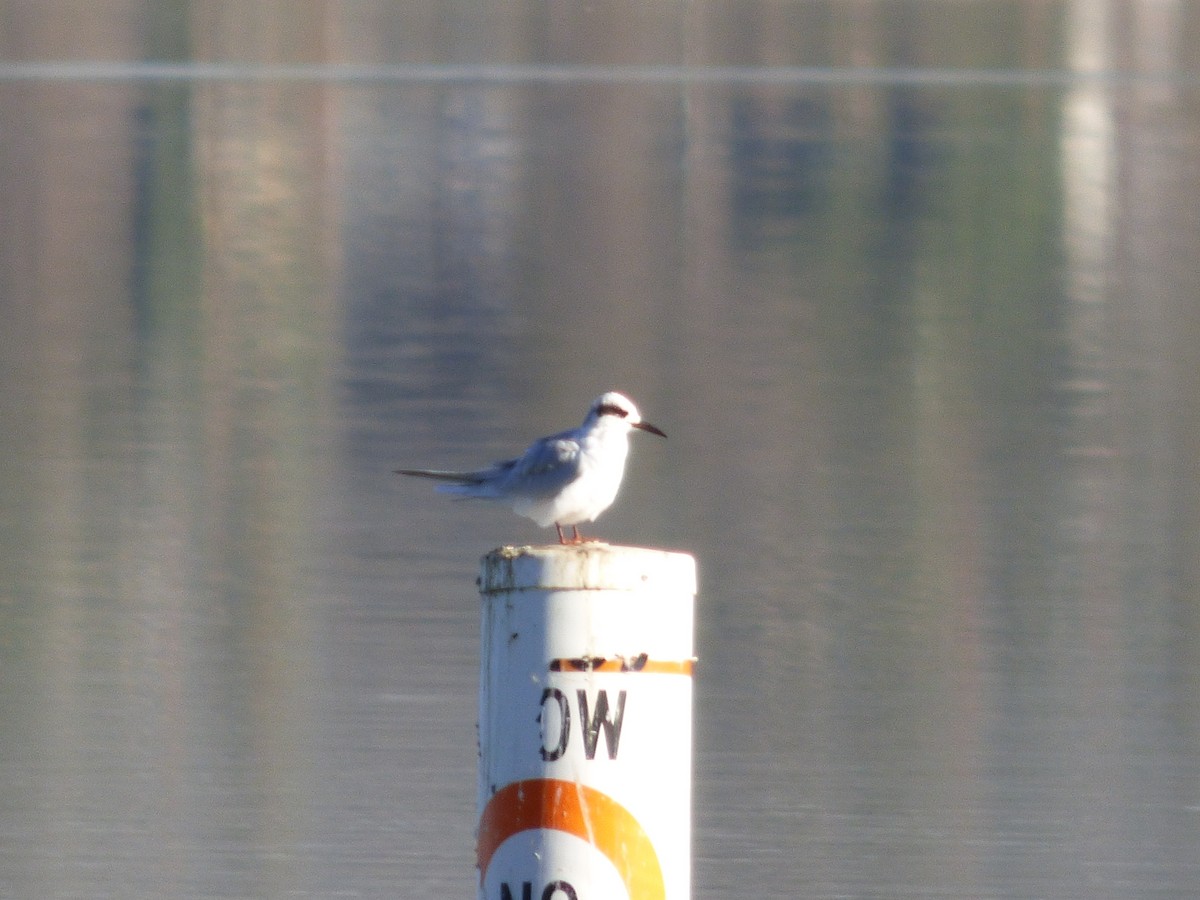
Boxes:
[501,434,582,496]
[395,429,582,499]
[394,468,488,483]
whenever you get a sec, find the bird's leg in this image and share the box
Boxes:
[554,524,588,544]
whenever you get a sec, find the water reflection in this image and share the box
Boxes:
[3,4,1200,898]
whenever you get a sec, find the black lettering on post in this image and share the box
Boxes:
[577,689,627,760]
[542,881,579,900]
[500,883,533,900]
[539,688,570,761]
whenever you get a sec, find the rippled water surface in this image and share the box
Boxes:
[3,3,1200,898]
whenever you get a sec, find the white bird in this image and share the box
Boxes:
[396,391,666,544]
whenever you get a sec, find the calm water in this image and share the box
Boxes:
[3,3,1200,898]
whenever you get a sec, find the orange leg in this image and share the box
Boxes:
[555,524,585,544]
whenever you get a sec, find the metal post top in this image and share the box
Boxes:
[479,542,697,595]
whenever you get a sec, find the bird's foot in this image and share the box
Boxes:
[555,524,587,545]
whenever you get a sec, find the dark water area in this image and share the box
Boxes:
[3,3,1200,897]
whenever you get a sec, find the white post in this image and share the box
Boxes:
[477,543,697,900]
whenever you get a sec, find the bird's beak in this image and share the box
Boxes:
[633,420,667,438]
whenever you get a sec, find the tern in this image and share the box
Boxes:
[395,391,666,544]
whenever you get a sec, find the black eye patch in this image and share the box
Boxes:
[597,403,629,418]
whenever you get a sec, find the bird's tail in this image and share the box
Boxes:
[394,468,485,484]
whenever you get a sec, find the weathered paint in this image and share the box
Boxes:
[477,543,696,900]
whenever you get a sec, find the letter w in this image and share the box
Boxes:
[577,689,626,760]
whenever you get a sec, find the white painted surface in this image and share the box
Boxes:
[478,543,697,900]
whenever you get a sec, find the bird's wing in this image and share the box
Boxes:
[394,467,488,483]
[502,433,583,496]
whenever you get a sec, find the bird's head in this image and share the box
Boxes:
[586,391,667,438]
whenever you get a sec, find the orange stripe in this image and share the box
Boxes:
[477,778,665,900]
[548,655,695,676]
